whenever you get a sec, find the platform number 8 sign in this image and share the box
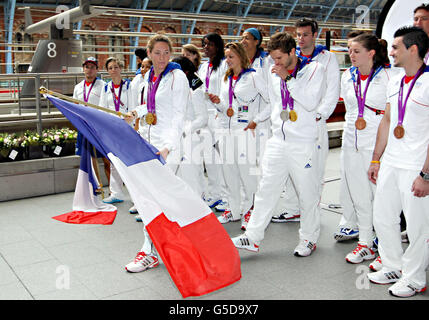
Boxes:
[47,42,57,58]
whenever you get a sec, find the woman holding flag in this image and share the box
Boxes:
[337,33,394,264]
[125,33,189,273]
[99,57,134,206]
[209,42,270,228]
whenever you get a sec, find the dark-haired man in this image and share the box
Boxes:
[367,26,429,298]
[231,32,326,257]
[271,19,340,232]
[413,3,429,63]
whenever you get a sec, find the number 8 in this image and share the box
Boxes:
[47,42,57,58]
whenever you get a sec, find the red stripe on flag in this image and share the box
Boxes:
[146,212,241,298]
[52,210,117,225]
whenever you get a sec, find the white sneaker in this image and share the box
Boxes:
[204,197,222,208]
[388,277,427,298]
[217,211,238,224]
[102,195,124,204]
[231,234,259,253]
[401,230,409,243]
[345,244,376,264]
[271,211,300,223]
[125,252,159,273]
[241,207,253,231]
[367,269,401,285]
[294,240,316,257]
[129,205,138,214]
[369,256,383,272]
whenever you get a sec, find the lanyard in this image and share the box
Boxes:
[83,79,96,103]
[110,81,123,112]
[353,68,375,118]
[397,64,425,126]
[147,69,163,114]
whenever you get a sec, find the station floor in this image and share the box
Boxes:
[0,147,427,302]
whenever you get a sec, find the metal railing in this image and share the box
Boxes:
[0,71,136,134]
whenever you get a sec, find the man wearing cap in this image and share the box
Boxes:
[73,57,109,181]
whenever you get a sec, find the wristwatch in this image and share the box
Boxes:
[420,171,429,181]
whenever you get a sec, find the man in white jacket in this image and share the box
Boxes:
[367,26,429,298]
[231,32,326,257]
[272,18,340,224]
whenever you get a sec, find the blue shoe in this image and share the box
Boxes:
[372,237,379,252]
[205,198,222,208]
[334,227,359,241]
[102,196,124,204]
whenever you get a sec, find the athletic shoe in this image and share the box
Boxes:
[231,234,259,252]
[371,237,379,252]
[271,211,300,223]
[241,206,253,231]
[135,216,142,222]
[214,200,228,212]
[217,211,239,224]
[129,205,138,214]
[125,252,159,273]
[345,244,376,264]
[367,269,401,285]
[401,230,409,243]
[102,196,124,204]
[333,227,359,241]
[205,197,222,208]
[294,240,316,257]
[369,256,383,272]
[388,277,427,298]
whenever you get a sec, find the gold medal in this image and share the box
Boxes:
[289,110,298,122]
[227,108,234,117]
[145,112,157,125]
[393,125,405,139]
[280,110,289,121]
[355,117,367,130]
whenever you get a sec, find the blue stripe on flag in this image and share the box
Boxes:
[46,95,165,166]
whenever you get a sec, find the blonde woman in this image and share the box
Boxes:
[125,33,189,273]
[210,42,270,228]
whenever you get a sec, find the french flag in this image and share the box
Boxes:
[45,94,241,298]
[52,137,117,225]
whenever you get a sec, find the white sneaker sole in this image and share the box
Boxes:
[345,253,375,264]
[125,261,159,273]
[389,286,426,298]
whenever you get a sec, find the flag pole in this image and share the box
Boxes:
[39,86,125,117]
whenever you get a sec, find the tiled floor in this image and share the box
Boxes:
[0,147,427,300]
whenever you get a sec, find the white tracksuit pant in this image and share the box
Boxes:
[245,136,321,244]
[273,119,328,216]
[218,127,258,220]
[109,164,125,199]
[339,148,375,245]
[139,147,182,256]
[373,163,429,288]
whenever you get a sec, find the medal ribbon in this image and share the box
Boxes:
[228,70,245,110]
[353,68,375,118]
[280,60,301,111]
[397,64,426,126]
[83,79,96,103]
[147,68,163,114]
[110,81,123,112]
[205,63,214,93]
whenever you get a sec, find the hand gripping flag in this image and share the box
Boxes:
[52,137,117,225]
[45,94,241,298]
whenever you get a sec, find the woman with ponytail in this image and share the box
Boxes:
[335,33,395,266]
[209,42,270,228]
